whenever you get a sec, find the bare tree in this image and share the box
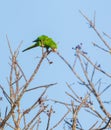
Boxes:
[0,11,111,130]
[56,11,111,130]
[0,37,59,130]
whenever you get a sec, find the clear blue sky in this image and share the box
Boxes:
[0,0,111,129]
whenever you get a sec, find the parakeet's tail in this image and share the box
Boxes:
[22,44,38,52]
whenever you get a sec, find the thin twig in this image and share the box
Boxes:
[79,10,111,50]
[92,42,109,53]
[46,106,53,130]
[57,52,85,84]
[26,83,57,92]
[78,50,111,78]
[0,51,48,128]
[103,32,111,40]
[50,110,70,130]
[23,88,47,115]
[22,106,47,130]
[0,85,12,104]
[77,50,111,117]
[98,117,111,130]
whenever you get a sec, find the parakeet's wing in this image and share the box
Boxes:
[48,38,58,49]
[43,38,58,51]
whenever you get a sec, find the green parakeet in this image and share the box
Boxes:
[22,35,58,52]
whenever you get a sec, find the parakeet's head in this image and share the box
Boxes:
[51,44,58,52]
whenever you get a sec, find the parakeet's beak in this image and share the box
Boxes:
[52,48,57,52]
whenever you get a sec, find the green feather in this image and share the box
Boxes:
[22,35,58,52]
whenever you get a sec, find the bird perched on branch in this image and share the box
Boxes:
[22,35,58,52]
